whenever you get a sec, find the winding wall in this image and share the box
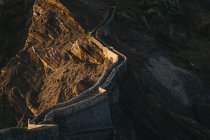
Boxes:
[31,6,126,125]
[0,4,127,140]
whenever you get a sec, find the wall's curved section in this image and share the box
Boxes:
[31,48,120,123]
[0,3,127,140]
[44,90,108,121]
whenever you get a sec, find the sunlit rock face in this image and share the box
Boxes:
[0,0,110,129]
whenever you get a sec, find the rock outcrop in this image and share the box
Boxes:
[0,0,111,129]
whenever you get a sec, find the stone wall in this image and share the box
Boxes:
[44,90,108,120]
[26,6,127,139]
[56,98,113,140]
[0,3,127,140]
[0,125,59,140]
[31,42,120,123]
[30,19,123,122]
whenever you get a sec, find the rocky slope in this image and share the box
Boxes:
[0,0,110,129]
[1,0,210,140]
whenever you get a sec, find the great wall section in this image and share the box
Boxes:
[0,1,127,140]
[3,0,210,140]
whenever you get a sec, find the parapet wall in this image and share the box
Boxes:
[90,37,119,63]
[44,89,108,120]
[31,37,121,123]
[56,97,114,140]
[0,125,58,140]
